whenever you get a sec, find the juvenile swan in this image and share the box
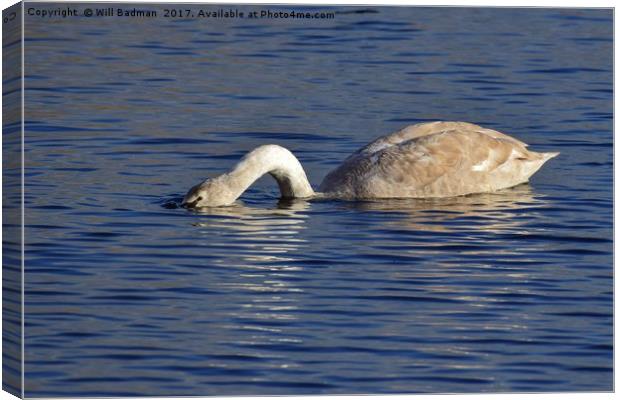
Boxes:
[182,121,559,207]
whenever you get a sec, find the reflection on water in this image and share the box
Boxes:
[19,4,612,397]
[186,185,543,250]
[191,200,310,375]
[347,184,544,233]
[191,199,309,266]
[191,198,310,230]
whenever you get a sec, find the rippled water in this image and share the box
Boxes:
[11,4,614,396]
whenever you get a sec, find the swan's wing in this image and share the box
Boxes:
[357,121,528,158]
[373,130,520,187]
[320,129,531,197]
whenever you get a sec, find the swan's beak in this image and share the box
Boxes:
[181,196,203,208]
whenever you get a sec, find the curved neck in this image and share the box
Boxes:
[221,145,315,201]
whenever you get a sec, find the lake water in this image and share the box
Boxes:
[10,4,615,396]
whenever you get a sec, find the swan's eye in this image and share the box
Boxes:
[196,196,203,202]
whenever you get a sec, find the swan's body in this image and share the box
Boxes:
[183,121,558,208]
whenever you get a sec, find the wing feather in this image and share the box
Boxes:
[357,121,528,158]
[319,122,535,198]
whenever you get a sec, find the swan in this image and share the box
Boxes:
[182,121,559,208]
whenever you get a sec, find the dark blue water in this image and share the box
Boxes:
[16,4,612,396]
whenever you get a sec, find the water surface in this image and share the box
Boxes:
[16,4,613,396]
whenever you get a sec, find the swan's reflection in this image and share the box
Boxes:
[187,184,549,236]
[342,184,549,234]
[190,198,310,233]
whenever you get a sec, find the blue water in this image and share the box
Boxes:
[15,4,613,396]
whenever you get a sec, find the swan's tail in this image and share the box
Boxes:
[519,150,559,184]
[542,152,560,161]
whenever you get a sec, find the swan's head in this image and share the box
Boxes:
[182,178,235,208]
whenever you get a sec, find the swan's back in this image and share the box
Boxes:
[319,121,558,199]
